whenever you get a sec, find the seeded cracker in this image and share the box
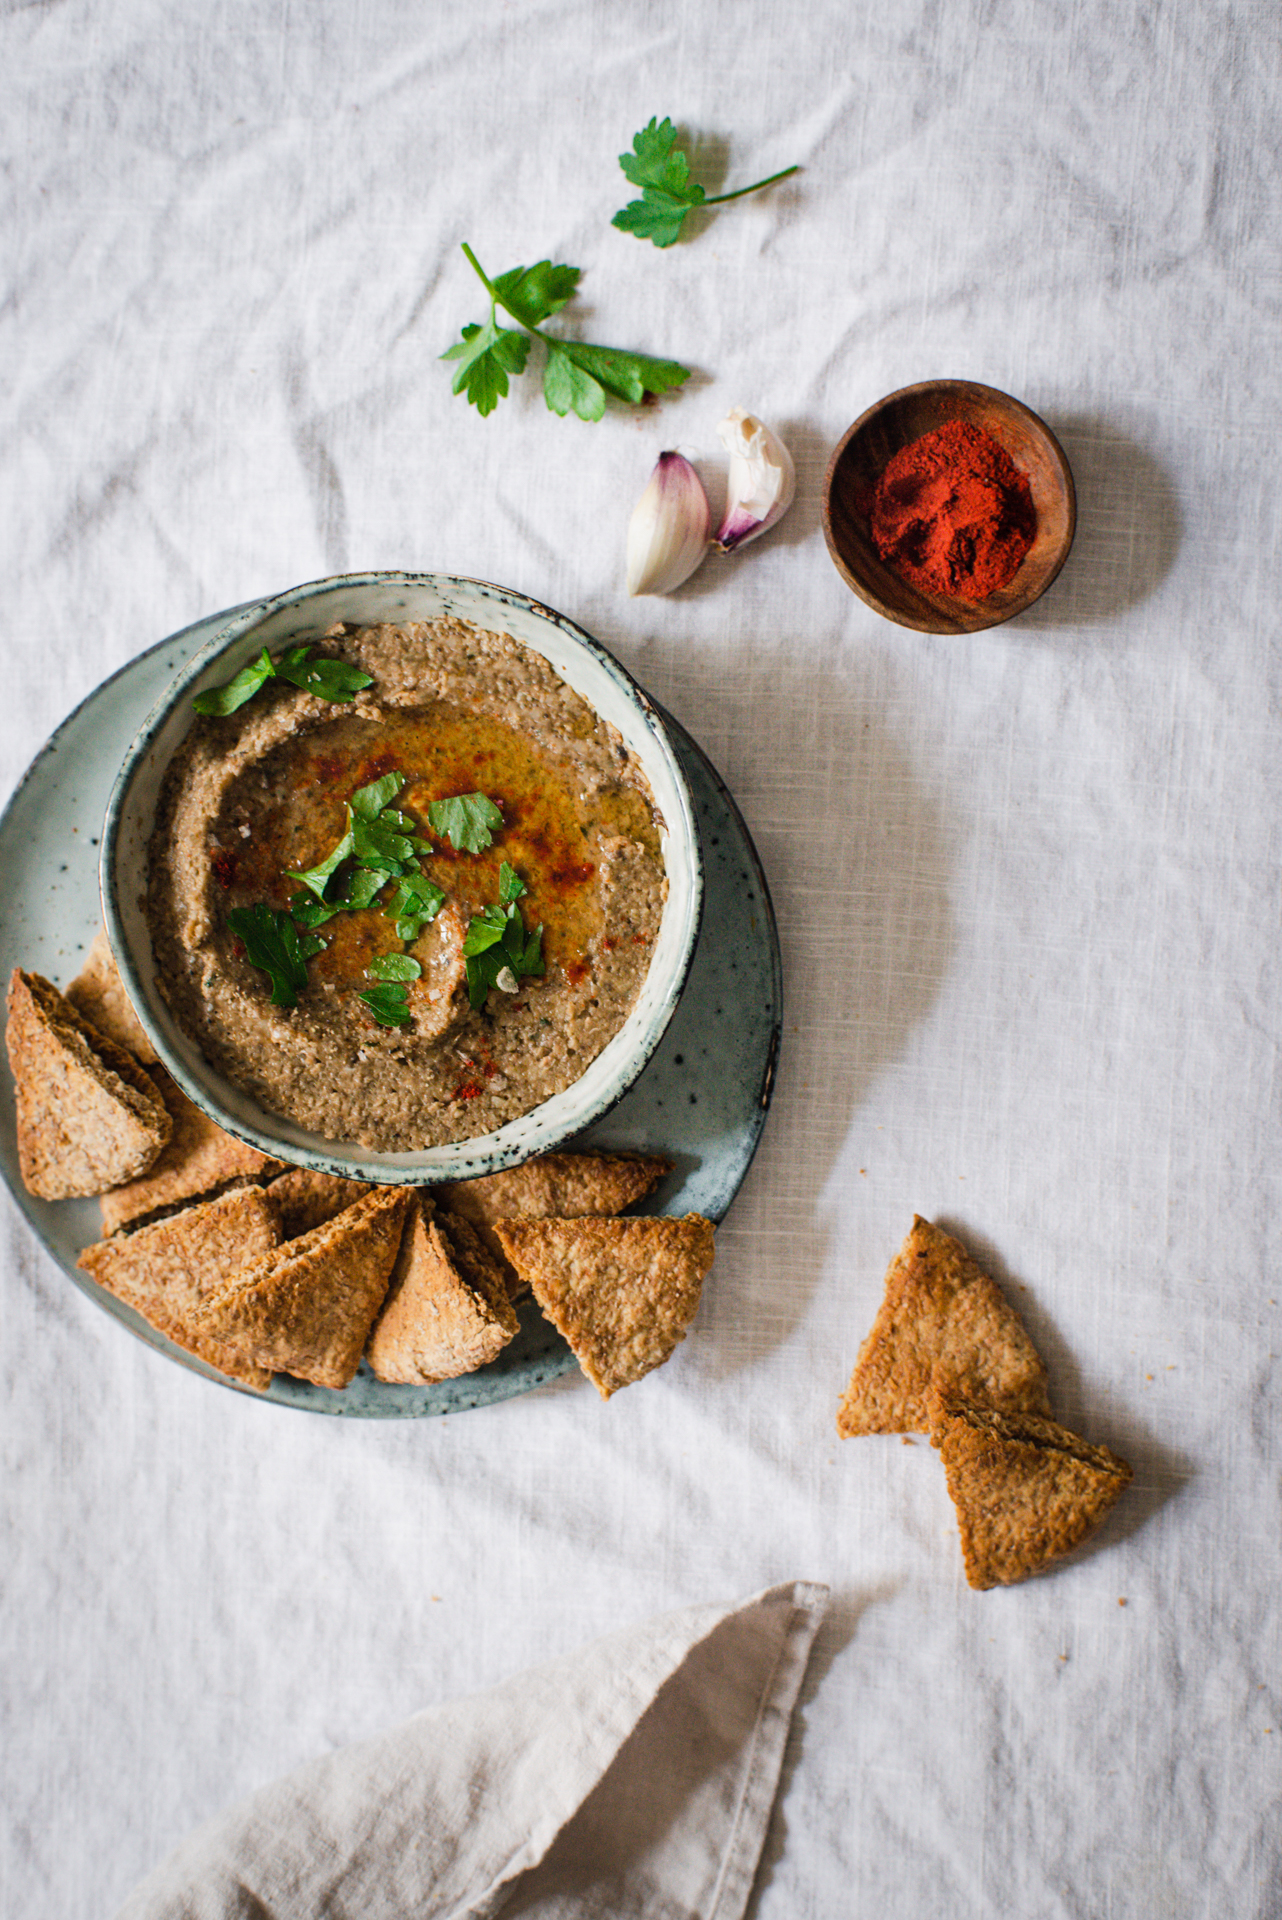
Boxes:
[6,969,172,1199]
[366,1195,520,1383]
[930,1396,1133,1589]
[493,1213,715,1399]
[78,1185,280,1390]
[836,1216,1050,1436]
[435,1149,673,1296]
[191,1186,411,1389]
[99,1066,284,1235]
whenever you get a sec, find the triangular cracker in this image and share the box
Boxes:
[493,1214,715,1400]
[191,1186,411,1389]
[6,969,172,1199]
[266,1167,373,1240]
[366,1195,520,1384]
[78,1185,280,1390]
[930,1397,1133,1589]
[100,1067,283,1235]
[65,926,158,1064]
[836,1217,1050,1436]
[435,1150,673,1295]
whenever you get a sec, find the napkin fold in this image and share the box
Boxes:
[115,1580,829,1920]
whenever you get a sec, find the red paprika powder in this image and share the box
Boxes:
[870,418,1036,602]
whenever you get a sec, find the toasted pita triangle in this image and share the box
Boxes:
[65,926,158,1064]
[6,969,172,1199]
[99,1067,283,1235]
[436,1150,673,1297]
[78,1186,280,1390]
[494,1214,715,1400]
[366,1196,520,1384]
[930,1397,1133,1589]
[267,1167,373,1240]
[836,1216,1050,1437]
[192,1187,411,1389]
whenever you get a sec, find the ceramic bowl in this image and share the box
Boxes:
[102,572,704,1184]
[822,379,1076,634]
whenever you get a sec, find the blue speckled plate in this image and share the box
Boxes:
[0,609,782,1416]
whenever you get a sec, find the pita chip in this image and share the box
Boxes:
[78,1185,280,1390]
[192,1186,411,1390]
[99,1067,283,1235]
[6,969,172,1199]
[366,1195,520,1384]
[266,1167,373,1240]
[64,926,158,1064]
[494,1213,715,1400]
[930,1396,1133,1589]
[836,1216,1050,1437]
[435,1149,673,1295]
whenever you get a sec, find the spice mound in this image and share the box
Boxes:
[870,419,1036,603]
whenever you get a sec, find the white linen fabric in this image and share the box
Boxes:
[114,1581,827,1920]
[4,3,1281,1918]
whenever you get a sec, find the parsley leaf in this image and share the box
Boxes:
[275,654,373,703]
[358,981,414,1028]
[368,953,422,983]
[193,645,372,716]
[428,791,504,854]
[444,244,690,422]
[490,261,580,328]
[612,116,800,249]
[441,316,530,417]
[351,772,407,818]
[226,903,311,1009]
[384,871,446,942]
[462,871,544,1010]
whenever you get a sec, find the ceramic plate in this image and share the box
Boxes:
[0,609,783,1416]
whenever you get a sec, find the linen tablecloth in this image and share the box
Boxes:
[4,3,1279,1914]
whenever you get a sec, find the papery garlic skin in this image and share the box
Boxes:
[713,408,796,552]
[626,451,711,595]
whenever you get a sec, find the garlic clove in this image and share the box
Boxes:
[626,451,711,595]
[713,407,796,553]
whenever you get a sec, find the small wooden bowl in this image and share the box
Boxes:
[822,380,1076,634]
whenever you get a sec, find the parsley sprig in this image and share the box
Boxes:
[612,117,800,249]
[463,864,545,1010]
[443,244,690,421]
[427,791,503,854]
[193,645,373,717]
[228,771,543,1029]
[225,902,325,1009]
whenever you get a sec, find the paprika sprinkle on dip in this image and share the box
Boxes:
[870,419,1036,603]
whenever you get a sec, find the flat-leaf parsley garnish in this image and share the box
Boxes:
[225,902,321,1009]
[359,951,423,1027]
[612,116,800,249]
[443,244,689,422]
[427,791,504,854]
[193,644,373,717]
[358,981,414,1029]
[463,863,544,1010]
[383,871,447,942]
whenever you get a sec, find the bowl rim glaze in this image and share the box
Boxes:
[101,570,704,1183]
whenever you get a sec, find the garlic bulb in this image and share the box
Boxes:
[626,451,711,596]
[713,408,795,552]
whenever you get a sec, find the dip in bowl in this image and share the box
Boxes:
[103,573,703,1183]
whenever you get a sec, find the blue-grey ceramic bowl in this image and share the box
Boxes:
[102,572,704,1184]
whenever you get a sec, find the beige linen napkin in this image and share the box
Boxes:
[115,1580,828,1919]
